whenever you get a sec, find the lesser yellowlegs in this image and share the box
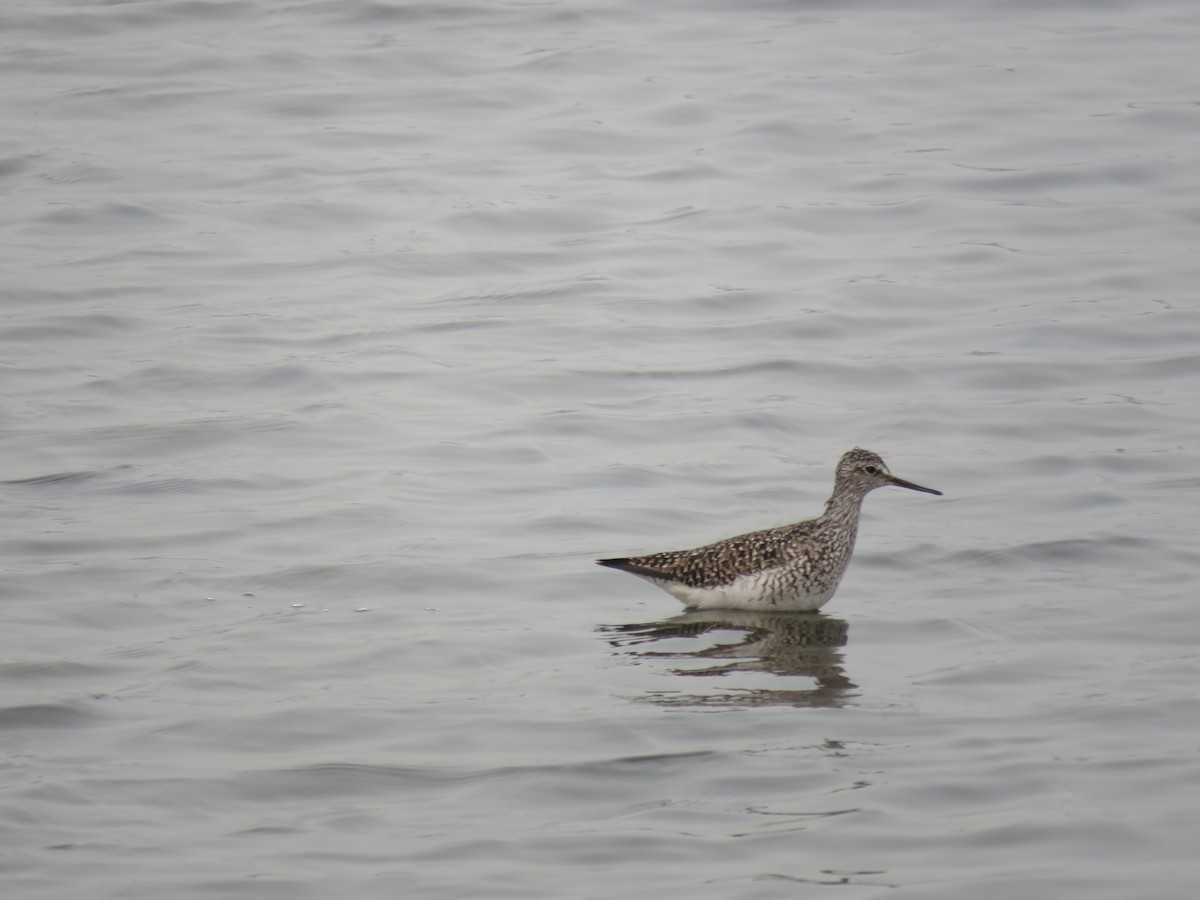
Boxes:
[597,448,941,611]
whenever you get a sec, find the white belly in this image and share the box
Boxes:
[658,569,838,613]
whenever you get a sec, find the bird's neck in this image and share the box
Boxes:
[821,485,868,534]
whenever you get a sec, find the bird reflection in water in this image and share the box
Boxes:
[600,610,856,709]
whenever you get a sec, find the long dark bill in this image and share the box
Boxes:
[888,475,942,496]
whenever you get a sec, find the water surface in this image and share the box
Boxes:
[3,0,1200,897]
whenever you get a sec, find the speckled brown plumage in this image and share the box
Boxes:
[597,448,941,612]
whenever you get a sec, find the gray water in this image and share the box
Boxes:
[4,0,1200,897]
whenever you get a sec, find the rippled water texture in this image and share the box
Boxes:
[3,0,1200,897]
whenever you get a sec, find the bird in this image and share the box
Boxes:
[596,448,941,612]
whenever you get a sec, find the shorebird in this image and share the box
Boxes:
[596,448,941,611]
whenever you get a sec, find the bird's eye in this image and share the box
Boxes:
[863,465,879,475]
